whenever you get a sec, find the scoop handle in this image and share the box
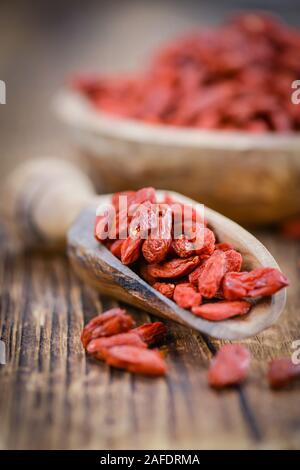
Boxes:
[2,158,96,247]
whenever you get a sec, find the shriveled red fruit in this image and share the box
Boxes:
[267,358,300,389]
[172,227,215,258]
[215,242,234,252]
[87,332,147,360]
[208,344,251,388]
[121,236,143,264]
[222,268,289,300]
[173,283,202,309]
[153,282,175,299]
[104,345,167,376]
[224,249,243,272]
[145,256,201,279]
[188,256,210,286]
[198,250,227,298]
[142,238,171,263]
[132,322,167,345]
[81,308,135,348]
[109,239,124,258]
[192,300,251,320]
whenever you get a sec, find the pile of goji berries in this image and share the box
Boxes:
[73,13,300,133]
[94,187,288,322]
[81,307,167,376]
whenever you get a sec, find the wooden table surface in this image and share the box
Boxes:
[0,0,300,450]
[0,229,299,450]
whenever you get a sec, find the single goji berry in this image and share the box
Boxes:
[267,358,300,389]
[121,236,143,265]
[142,238,172,264]
[222,268,289,300]
[153,282,175,299]
[87,332,147,360]
[208,344,251,388]
[197,250,227,298]
[173,283,202,309]
[109,239,124,258]
[172,227,215,258]
[104,345,167,376]
[192,300,251,320]
[146,256,201,279]
[132,322,167,345]
[224,249,243,273]
[81,308,135,348]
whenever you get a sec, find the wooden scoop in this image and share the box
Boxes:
[3,158,287,340]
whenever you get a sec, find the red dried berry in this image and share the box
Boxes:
[267,358,300,389]
[104,345,167,376]
[198,250,227,299]
[191,300,251,320]
[146,256,201,279]
[222,268,289,300]
[173,283,202,309]
[87,332,147,360]
[132,322,167,345]
[81,308,135,348]
[153,282,175,299]
[208,344,251,388]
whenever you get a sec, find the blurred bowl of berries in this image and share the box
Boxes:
[55,13,300,226]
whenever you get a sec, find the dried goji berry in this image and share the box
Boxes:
[104,345,167,376]
[146,256,201,279]
[224,249,243,273]
[142,238,172,264]
[172,227,215,258]
[197,250,227,298]
[173,283,202,309]
[192,300,251,320]
[267,358,300,389]
[153,282,175,299]
[132,322,167,345]
[208,344,251,388]
[87,332,147,360]
[222,268,289,300]
[188,256,210,286]
[121,236,143,265]
[109,239,124,258]
[81,308,135,348]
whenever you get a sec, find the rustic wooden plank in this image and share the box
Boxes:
[0,244,257,450]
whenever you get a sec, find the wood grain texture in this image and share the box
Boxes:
[0,227,299,450]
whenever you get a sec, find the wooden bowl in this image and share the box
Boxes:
[54,90,300,226]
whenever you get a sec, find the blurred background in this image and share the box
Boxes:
[1,0,300,178]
